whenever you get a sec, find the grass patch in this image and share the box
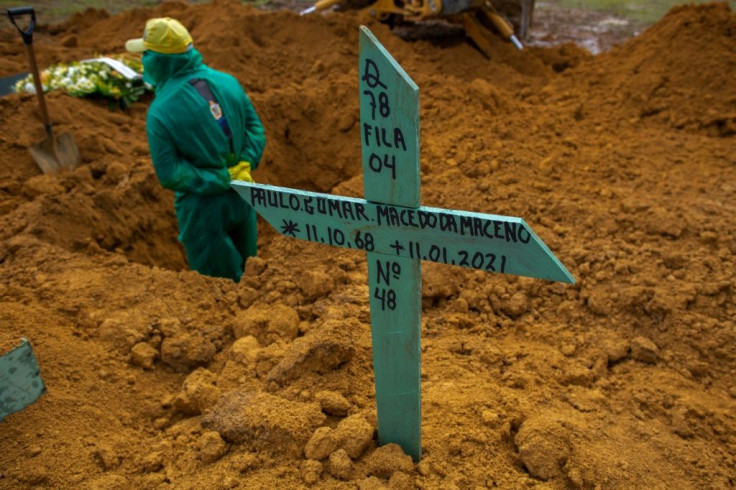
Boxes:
[1,0,204,24]
[6,0,734,26]
[553,0,735,23]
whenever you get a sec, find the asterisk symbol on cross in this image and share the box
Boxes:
[280,219,300,237]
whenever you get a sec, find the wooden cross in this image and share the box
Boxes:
[231,27,574,461]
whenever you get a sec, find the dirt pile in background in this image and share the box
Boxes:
[0,1,734,488]
[560,2,736,136]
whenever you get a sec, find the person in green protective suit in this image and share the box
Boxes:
[126,17,265,282]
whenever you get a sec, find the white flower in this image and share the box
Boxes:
[11,58,146,104]
[80,80,96,92]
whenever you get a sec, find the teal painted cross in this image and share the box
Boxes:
[231,26,574,461]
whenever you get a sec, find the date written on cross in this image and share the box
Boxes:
[232,182,575,289]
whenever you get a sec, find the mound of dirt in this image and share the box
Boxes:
[1,1,734,488]
[558,2,736,136]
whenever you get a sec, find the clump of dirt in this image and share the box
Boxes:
[0,1,734,488]
[0,330,22,354]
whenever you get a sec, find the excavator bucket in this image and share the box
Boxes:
[462,12,496,58]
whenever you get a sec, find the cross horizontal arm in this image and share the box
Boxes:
[231,181,574,284]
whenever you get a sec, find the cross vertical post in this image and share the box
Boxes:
[359,26,422,460]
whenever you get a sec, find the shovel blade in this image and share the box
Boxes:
[29,132,80,174]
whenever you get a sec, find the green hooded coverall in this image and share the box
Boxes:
[143,48,266,282]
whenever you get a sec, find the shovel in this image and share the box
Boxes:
[7,6,79,173]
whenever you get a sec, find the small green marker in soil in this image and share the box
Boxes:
[0,338,46,422]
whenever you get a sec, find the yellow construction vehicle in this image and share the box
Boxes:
[300,0,535,57]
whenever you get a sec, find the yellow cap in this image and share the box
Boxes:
[125,17,193,54]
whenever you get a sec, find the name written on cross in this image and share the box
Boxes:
[250,187,532,243]
[239,183,573,283]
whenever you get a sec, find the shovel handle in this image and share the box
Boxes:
[7,7,36,45]
[7,7,52,134]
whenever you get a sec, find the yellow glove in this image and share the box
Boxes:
[228,161,254,183]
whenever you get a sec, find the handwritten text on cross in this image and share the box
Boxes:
[232,27,573,462]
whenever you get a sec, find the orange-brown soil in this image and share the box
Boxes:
[0,1,734,488]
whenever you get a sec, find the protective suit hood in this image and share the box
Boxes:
[142,48,203,88]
